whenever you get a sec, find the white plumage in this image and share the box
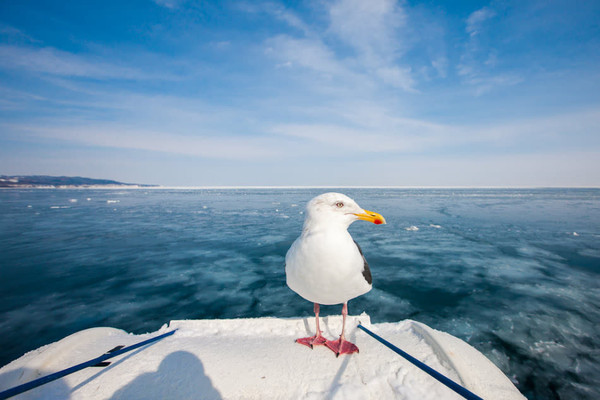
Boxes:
[286,194,372,304]
[285,192,386,356]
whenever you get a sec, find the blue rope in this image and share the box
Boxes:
[0,329,177,400]
[357,324,483,400]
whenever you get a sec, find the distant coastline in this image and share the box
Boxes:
[0,175,157,189]
[1,176,597,189]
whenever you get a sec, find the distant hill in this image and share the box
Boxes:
[0,175,157,188]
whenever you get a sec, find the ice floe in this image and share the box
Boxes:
[0,315,525,400]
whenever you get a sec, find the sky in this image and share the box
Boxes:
[0,0,599,187]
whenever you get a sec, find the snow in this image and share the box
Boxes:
[0,315,525,400]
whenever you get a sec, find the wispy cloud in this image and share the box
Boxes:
[328,0,415,90]
[0,24,40,44]
[0,85,48,110]
[458,5,522,94]
[462,73,523,96]
[153,0,185,9]
[328,0,406,64]
[268,105,600,158]
[0,45,148,80]
[262,0,417,92]
[361,150,600,187]
[466,7,496,37]
[375,66,415,92]
[261,2,313,35]
[8,79,597,163]
[1,0,598,185]
[265,36,342,76]
[4,122,279,160]
[431,57,448,79]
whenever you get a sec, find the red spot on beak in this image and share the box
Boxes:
[374,219,383,225]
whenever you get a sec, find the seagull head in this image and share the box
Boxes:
[304,192,386,230]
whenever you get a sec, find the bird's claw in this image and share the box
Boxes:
[296,332,328,348]
[325,337,359,357]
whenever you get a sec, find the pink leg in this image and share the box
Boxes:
[296,303,328,348]
[325,302,359,357]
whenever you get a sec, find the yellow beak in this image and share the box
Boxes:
[354,209,386,225]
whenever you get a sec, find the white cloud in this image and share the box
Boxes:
[459,7,521,95]
[431,57,448,78]
[0,86,48,111]
[0,24,40,43]
[211,41,231,49]
[466,7,496,37]
[236,2,312,36]
[464,72,523,95]
[267,3,312,35]
[0,45,147,80]
[376,66,416,91]
[327,0,415,91]
[269,105,600,157]
[263,0,416,92]
[153,0,184,9]
[5,122,278,160]
[358,151,600,187]
[1,1,599,186]
[270,123,438,154]
[275,61,292,69]
[265,36,342,75]
[2,77,599,186]
[328,0,406,65]
[473,107,600,145]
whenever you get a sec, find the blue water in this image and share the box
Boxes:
[1,188,599,399]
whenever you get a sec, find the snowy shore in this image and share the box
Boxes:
[0,315,525,399]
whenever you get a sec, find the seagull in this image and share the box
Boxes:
[285,193,386,356]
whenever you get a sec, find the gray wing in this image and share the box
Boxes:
[354,240,372,285]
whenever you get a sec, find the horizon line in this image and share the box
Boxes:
[151,185,600,189]
[3,185,597,190]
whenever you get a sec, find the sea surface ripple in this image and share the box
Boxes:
[0,188,599,399]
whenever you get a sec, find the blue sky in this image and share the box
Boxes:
[0,0,599,186]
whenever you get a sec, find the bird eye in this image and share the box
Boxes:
[335,202,344,208]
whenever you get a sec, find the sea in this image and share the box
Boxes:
[0,188,598,399]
